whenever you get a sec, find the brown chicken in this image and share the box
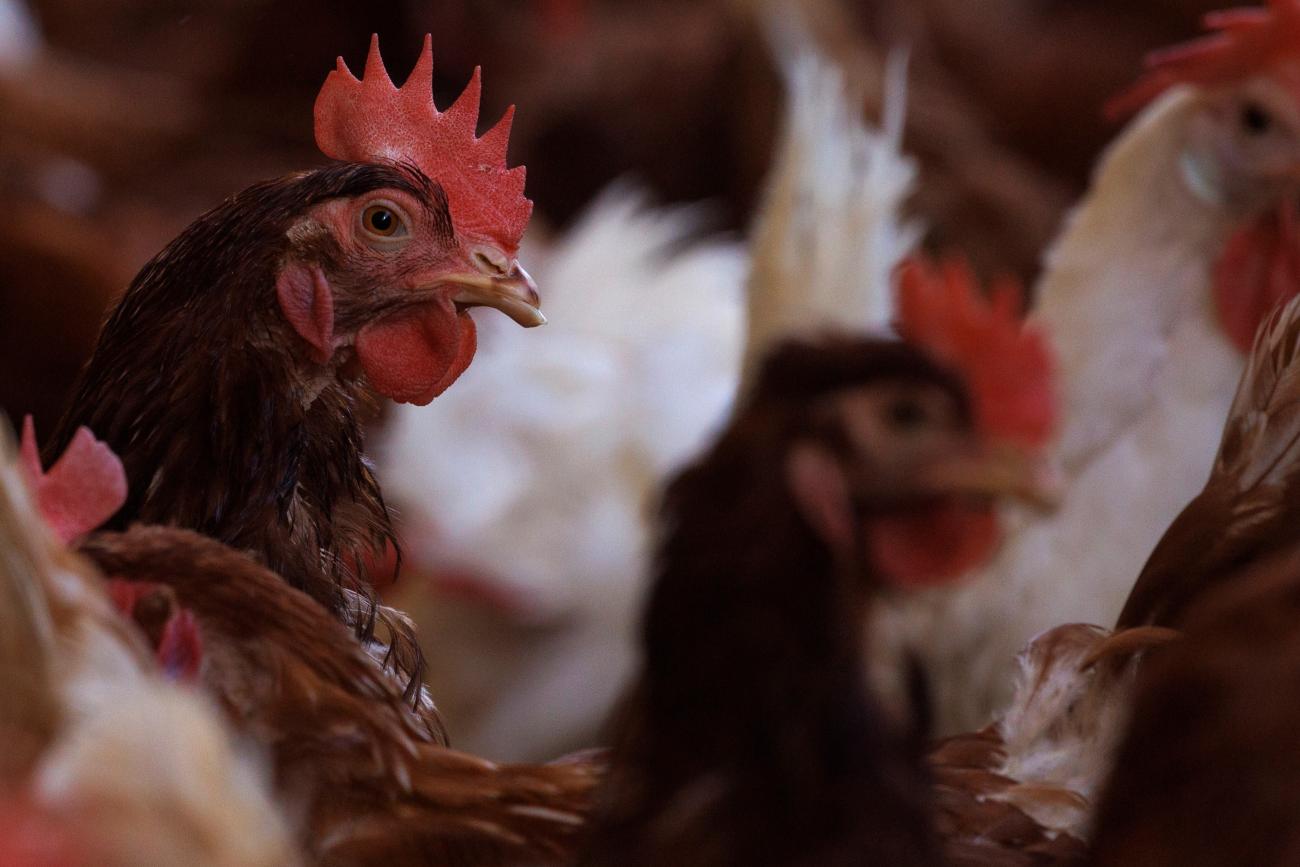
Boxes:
[45,36,543,700]
[581,256,1057,866]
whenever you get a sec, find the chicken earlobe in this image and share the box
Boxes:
[276,263,336,365]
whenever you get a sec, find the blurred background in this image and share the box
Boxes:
[0,0,1222,759]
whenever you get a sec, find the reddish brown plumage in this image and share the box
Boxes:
[1091,545,1300,865]
[48,164,434,692]
[80,527,601,866]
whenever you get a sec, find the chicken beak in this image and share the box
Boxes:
[446,263,546,328]
[916,443,1061,512]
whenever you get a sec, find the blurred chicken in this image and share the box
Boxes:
[581,258,1056,865]
[934,289,1300,859]
[0,424,300,867]
[375,26,917,760]
[899,0,1300,733]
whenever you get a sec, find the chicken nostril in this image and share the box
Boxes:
[473,250,508,277]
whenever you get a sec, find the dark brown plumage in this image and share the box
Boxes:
[49,164,431,688]
[81,526,601,866]
[1091,544,1300,866]
[581,336,1048,867]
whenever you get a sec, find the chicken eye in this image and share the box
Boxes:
[1241,101,1273,136]
[361,204,406,239]
[887,397,930,431]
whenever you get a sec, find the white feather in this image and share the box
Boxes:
[743,38,920,383]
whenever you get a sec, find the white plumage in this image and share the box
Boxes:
[899,85,1281,734]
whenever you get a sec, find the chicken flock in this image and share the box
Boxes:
[8,0,1300,864]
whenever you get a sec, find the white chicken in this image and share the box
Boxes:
[902,0,1300,733]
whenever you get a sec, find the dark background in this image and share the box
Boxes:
[0,0,1221,432]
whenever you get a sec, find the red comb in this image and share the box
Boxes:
[19,416,127,544]
[314,35,531,252]
[1107,0,1300,119]
[896,256,1057,448]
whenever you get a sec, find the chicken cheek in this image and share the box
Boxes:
[867,504,999,589]
[355,301,478,406]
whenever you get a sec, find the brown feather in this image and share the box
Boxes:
[1092,544,1300,865]
[79,527,600,865]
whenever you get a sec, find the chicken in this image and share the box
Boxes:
[580,252,1055,866]
[902,0,1300,733]
[0,423,301,867]
[46,35,544,699]
[933,289,1300,859]
[374,23,916,760]
[378,185,746,760]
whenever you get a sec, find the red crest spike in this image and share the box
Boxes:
[895,255,1057,449]
[1107,0,1300,119]
[314,35,532,253]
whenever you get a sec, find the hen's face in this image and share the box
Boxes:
[1184,76,1300,207]
[786,376,1052,589]
[277,170,542,405]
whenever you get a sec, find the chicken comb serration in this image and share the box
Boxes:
[1107,0,1300,119]
[19,416,127,545]
[896,256,1057,448]
[314,34,532,252]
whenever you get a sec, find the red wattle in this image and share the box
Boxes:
[355,301,478,406]
[1214,198,1300,353]
[867,504,999,589]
